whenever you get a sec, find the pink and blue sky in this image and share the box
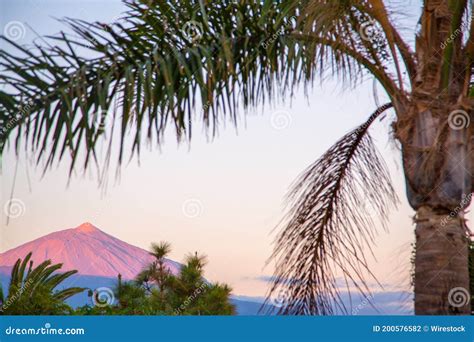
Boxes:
[1,0,434,311]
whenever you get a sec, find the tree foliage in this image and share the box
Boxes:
[77,242,235,315]
[0,252,85,315]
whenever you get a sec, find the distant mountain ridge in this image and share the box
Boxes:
[0,222,180,279]
[0,223,410,315]
[0,222,275,315]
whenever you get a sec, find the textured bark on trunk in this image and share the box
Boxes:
[415,206,470,315]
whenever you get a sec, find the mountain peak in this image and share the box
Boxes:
[0,223,181,279]
[75,222,99,233]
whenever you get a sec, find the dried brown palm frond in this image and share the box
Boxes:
[264,103,398,315]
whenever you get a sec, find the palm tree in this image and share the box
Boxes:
[0,252,85,314]
[0,0,473,315]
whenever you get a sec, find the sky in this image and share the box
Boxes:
[0,0,432,308]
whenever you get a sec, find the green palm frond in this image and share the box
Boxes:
[43,270,78,289]
[8,255,24,291]
[299,0,407,89]
[53,286,85,301]
[35,264,64,284]
[0,0,296,172]
[440,0,468,88]
[2,253,84,314]
[264,103,398,315]
[22,260,54,294]
[17,252,32,280]
[0,0,402,175]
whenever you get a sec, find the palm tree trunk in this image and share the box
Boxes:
[398,98,473,315]
[415,206,470,314]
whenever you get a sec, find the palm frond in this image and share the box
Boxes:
[0,0,298,172]
[264,103,398,315]
[0,0,401,176]
[299,0,405,90]
[440,0,468,88]
[4,253,85,310]
[53,286,85,301]
[43,270,78,289]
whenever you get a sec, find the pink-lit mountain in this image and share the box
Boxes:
[0,222,180,279]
